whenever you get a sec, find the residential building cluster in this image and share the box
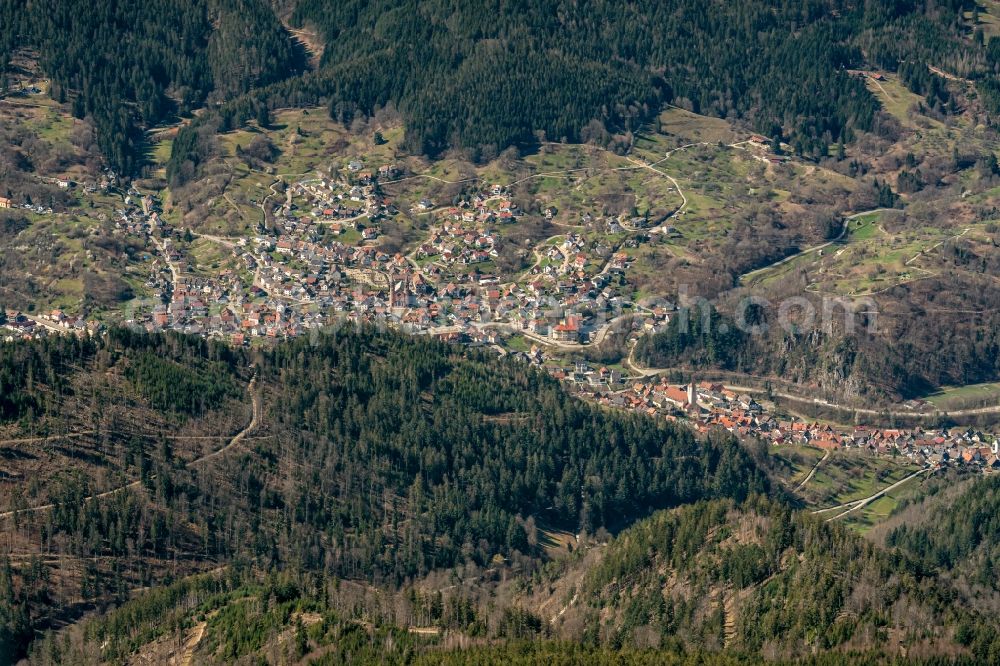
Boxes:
[571,373,1000,470]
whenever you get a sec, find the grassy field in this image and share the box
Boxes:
[837,466,943,534]
[861,74,941,131]
[175,109,413,234]
[840,492,902,534]
[748,209,996,298]
[655,106,742,144]
[789,448,922,512]
[807,232,951,296]
[150,137,174,176]
[188,238,239,276]
[923,381,1000,409]
[504,335,535,353]
[744,210,888,286]
[770,444,829,487]
[967,1,1000,39]
[539,526,577,558]
[845,212,882,241]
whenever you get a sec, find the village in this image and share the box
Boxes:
[3,147,1000,476]
[89,158,672,348]
[568,369,1000,471]
[1,116,804,355]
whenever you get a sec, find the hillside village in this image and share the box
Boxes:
[3,146,1000,474]
[4,159,670,348]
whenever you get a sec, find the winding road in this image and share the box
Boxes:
[624,155,688,225]
[193,232,240,249]
[625,339,661,377]
[0,376,261,521]
[738,208,893,287]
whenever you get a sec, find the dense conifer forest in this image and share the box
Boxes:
[4,0,998,177]
[0,328,770,662]
[290,0,884,158]
[0,0,301,174]
[886,475,1000,592]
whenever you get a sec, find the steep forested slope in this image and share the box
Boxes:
[886,475,1000,593]
[22,497,1000,663]
[0,0,302,174]
[3,0,993,178]
[285,0,976,158]
[0,328,769,661]
[563,497,1000,660]
[258,332,770,582]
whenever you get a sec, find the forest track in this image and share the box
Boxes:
[551,592,579,624]
[222,192,247,222]
[0,376,260,521]
[0,431,97,446]
[722,587,738,647]
[812,468,931,521]
[187,376,260,467]
[179,621,207,666]
[737,208,893,287]
[794,451,830,491]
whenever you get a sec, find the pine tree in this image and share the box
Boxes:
[256,104,271,129]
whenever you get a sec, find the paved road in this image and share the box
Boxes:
[150,234,181,289]
[625,340,661,377]
[316,212,367,226]
[765,388,1000,419]
[624,355,1000,420]
[19,313,74,335]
